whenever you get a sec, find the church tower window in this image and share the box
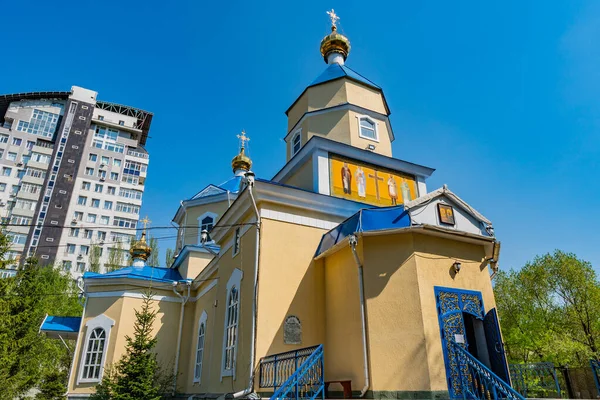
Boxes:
[292,131,301,155]
[358,116,378,141]
[81,328,106,380]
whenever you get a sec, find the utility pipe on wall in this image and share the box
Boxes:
[233,173,261,399]
[349,234,370,398]
[172,281,191,396]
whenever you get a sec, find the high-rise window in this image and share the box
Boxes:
[77,196,87,206]
[103,201,113,210]
[91,199,100,208]
[66,244,76,254]
[12,138,22,146]
[112,217,137,229]
[0,134,8,143]
[81,181,91,190]
[80,245,90,255]
[89,154,98,162]
[17,109,60,138]
[87,214,97,223]
[2,167,11,176]
[100,216,110,225]
[6,152,16,161]
[92,126,124,153]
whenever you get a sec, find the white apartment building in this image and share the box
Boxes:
[0,87,152,279]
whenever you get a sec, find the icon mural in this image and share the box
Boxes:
[329,155,418,206]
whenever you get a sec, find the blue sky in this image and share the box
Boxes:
[1,0,598,271]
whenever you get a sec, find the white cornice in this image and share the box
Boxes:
[284,103,395,142]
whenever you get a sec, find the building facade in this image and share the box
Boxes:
[51,14,510,400]
[0,87,151,278]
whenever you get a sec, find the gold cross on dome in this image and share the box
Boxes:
[326,9,340,28]
[237,130,250,148]
[141,216,152,230]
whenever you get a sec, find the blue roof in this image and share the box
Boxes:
[84,265,183,283]
[315,206,411,257]
[310,63,381,90]
[190,175,243,200]
[40,316,81,333]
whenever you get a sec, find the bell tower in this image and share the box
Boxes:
[284,10,394,161]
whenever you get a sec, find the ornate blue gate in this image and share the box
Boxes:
[435,287,511,398]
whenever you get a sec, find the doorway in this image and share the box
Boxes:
[434,287,510,398]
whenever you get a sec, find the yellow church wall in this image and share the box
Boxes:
[178,200,230,249]
[306,109,351,146]
[281,158,313,191]
[345,81,388,116]
[412,234,495,392]
[347,110,392,157]
[196,214,258,394]
[360,234,431,393]
[68,296,125,395]
[287,93,310,133]
[178,251,214,281]
[254,218,327,373]
[180,278,218,393]
[307,80,348,113]
[323,243,366,390]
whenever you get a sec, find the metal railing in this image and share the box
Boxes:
[451,341,524,400]
[591,359,600,397]
[259,345,324,400]
[509,362,561,398]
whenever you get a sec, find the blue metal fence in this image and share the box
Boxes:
[259,345,324,400]
[509,362,561,398]
[451,341,525,400]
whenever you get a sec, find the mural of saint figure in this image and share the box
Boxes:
[388,175,398,205]
[355,167,366,198]
[341,163,352,194]
[401,181,411,203]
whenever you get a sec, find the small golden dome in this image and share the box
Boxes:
[231,147,252,173]
[320,26,351,63]
[130,230,152,262]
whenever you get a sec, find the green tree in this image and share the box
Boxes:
[495,250,600,365]
[106,241,125,272]
[0,256,82,398]
[165,248,174,268]
[91,292,171,399]
[147,236,159,267]
[89,242,102,273]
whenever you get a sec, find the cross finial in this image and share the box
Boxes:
[141,216,152,230]
[326,9,340,29]
[237,130,250,149]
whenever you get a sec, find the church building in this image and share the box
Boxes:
[47,11,511,400]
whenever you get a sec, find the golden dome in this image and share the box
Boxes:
[129,230,152,262]
[231,147,252,173]
[320,26,351,63]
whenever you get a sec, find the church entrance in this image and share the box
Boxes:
[434,287,510,398]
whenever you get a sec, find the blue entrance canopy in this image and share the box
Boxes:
[315,206,411,257]
[40,315,81,340]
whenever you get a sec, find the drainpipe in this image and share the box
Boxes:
[172,280,191,395]
[348,234,370,398]
[233,172,260,398]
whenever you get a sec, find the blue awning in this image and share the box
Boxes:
[40,315,81,339]
[315,206,411,257]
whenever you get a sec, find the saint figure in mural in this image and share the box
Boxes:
[401,180,411,203]
[387,174,398,205]
[355,167,366,198]
[341,163,352,194]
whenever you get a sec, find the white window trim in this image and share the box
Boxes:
[197,212,218,245]
[194,310,208,383]
[291,129,302,156]
[77,314,115,384]
[221,268,243,380]
[356,115,379,142]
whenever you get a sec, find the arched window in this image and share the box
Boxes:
[194,311,208,383]
[224,286,239,371]
[292,131,301,155]
[221,269,242,378]
[358,116,378,140]
[82,328,106,380]
[200,216,214,232]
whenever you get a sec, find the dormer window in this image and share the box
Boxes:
[358,116,378,141]
[292,131,301,156]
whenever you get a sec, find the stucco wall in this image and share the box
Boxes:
[283,159,313,191]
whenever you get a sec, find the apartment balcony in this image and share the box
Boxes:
[27,160,50,170]
[15,190,41,202]
[32,144,54,155]
[21,174,45,185]
[126,149,149,160]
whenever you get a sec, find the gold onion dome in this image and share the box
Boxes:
[231,147,252,172]
[130,230,152,262]
[320,26,351,63]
